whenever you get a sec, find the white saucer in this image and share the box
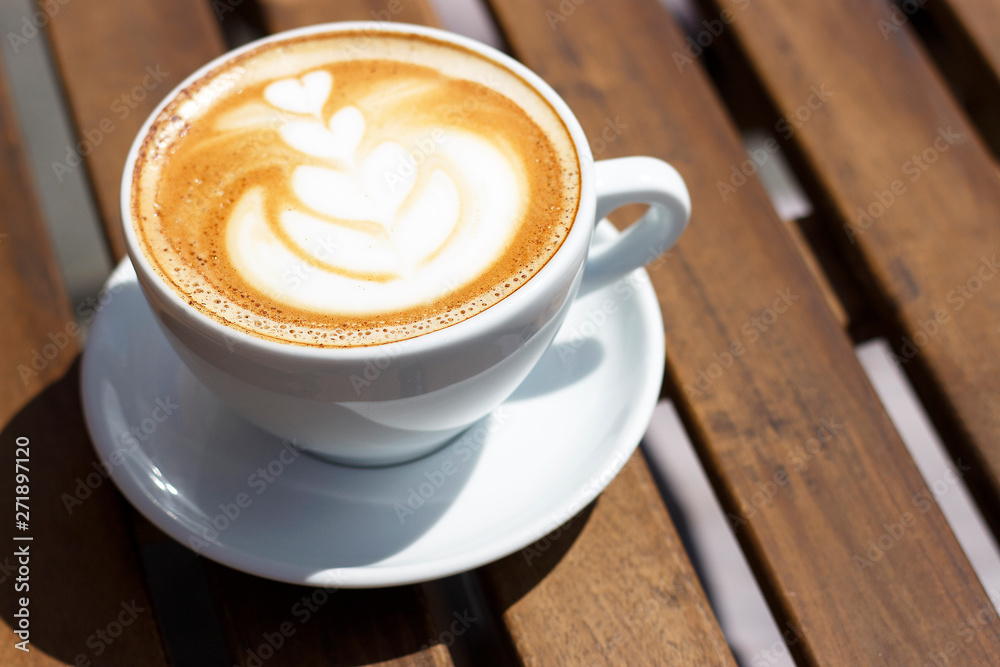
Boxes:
[80,223,665,588]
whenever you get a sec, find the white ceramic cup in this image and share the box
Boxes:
[121,22,690,466]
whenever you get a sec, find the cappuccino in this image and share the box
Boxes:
[131,31,580,347]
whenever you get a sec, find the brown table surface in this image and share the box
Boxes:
[2,0,1000,665]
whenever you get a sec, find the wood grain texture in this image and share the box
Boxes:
[0,53,72,420]
[483,455,735,666]
[43,0,456,663]
[255,2,732,665]
[0,60,168,666]
[260,0,438,33]
[487,0,1000,663]
[44,0,226,258]
[706,0,1000,551]
[198,2,455,665]
[205,565,453,667]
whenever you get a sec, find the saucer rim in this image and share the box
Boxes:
[80,225,665,588]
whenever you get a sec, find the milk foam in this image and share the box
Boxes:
[229,95,522,313]
[132,32,580,347]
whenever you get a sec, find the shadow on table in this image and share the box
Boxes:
[0,359,171,665]
[480,501,597,608]
[420,502,599,667]
[201,561,453,666]
[0,361,476,667]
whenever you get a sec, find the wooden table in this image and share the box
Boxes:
[2,0,1000,664]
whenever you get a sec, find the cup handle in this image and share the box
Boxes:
[580,156,691,292]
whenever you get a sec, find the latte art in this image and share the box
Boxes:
[234,74,522,313]
[132,32,580,346]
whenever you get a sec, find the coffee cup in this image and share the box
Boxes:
[121,22,690,466]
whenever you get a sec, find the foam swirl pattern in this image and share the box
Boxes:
[132,33,580,347]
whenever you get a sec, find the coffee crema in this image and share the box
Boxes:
[131,31,580,347]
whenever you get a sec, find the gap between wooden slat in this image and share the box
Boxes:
[485,0,1000,663]
[915,0,1000,160]
[0,31,172,665]
[698,0,1000,546]
[0,0,111,307]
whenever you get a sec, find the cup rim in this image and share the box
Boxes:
[120,21,596,360]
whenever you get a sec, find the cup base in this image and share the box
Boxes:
[79,243,665,587]
[292,427,466,467]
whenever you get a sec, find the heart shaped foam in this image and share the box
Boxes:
[279,106,365,168]
[281,166,460,277]
[293,138,420,231]
[264,70,332,117]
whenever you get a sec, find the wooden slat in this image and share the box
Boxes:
[206,565,453,667]
[707,0,1000,552]
[487,0,1000,663]
[255,1,733,664]
[695,36,874,340]
[0,58,168,666]
[483,456,735,665]
[215,0,458,663]
[45,0,226,258]
[44,1,457,664]
[260,0,438,32]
